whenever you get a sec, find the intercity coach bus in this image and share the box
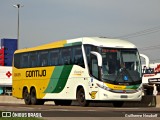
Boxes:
[12,37,143,107]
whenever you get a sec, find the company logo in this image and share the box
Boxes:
[73,70,84,76]
[26,70,46,77]
[89,91,97,99]
[6,71,12,78]
[14,73,21,77]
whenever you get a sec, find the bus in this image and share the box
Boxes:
[12,37,143,107]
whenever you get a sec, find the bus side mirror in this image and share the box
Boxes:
[90,51,102,66]
[90,51,102,80]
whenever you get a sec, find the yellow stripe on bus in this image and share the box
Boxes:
[14,40,67,53]
[12,66,56,99]
[105,83,126,90]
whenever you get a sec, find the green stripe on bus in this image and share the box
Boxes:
[126,84,140,89]
[53,65,73,93]
[44,65,73,93]
[44,66,64,93]
[64,42,82,47]
[72,42,82,46]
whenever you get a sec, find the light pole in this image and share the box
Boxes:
[13,4,23,49]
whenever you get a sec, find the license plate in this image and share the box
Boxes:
[121,95,128,98]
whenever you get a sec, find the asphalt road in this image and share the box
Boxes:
[0,103,160,119]
[0,96,160,120]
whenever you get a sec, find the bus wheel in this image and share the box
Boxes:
[30,88,38,105]
[30,88,45,105]
[112,101,124,107]
[77,87,89,107]
[23,88,31,105]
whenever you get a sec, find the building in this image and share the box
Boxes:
[0,66,12,95]
[1,38,17,66]
[0,38,17,95]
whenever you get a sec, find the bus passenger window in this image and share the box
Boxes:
[49,49,59,66]
[91,55,98,78]
[61,48,71,65]
[39,51,48,67]
[41,58,47,66]
[21,53,29,68]
[72,46,84,68]
[14,53,21,68]
[29,52,37,67]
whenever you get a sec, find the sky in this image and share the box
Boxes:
[0,0,160,63]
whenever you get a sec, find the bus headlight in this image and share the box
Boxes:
[96,83,111,91]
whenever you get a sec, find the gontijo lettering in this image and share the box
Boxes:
[26,70,46,77]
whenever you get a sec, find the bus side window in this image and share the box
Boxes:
[72,46,84,68]
[49,49,59,66]
[14,53,21,68]
[38,51,48,67]
[91,55,98,78]
[84,45,91,69]
[29,52,37,67]
[21,53,29,68]
[84,45,98,70]
[61,48,72,65]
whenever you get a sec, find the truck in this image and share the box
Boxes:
[140,54,160,95]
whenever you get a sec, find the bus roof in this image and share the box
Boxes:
[83,37,136,48]
[15,37,137,53]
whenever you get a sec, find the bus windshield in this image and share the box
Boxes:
[101,48,142,85]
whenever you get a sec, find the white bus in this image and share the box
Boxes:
[12,37,143,107]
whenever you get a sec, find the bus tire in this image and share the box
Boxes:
[30,88,45,105]
[76,87,89,107]
[30,88,37,105]
[112,101,124,107]
[23,88,31,105]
